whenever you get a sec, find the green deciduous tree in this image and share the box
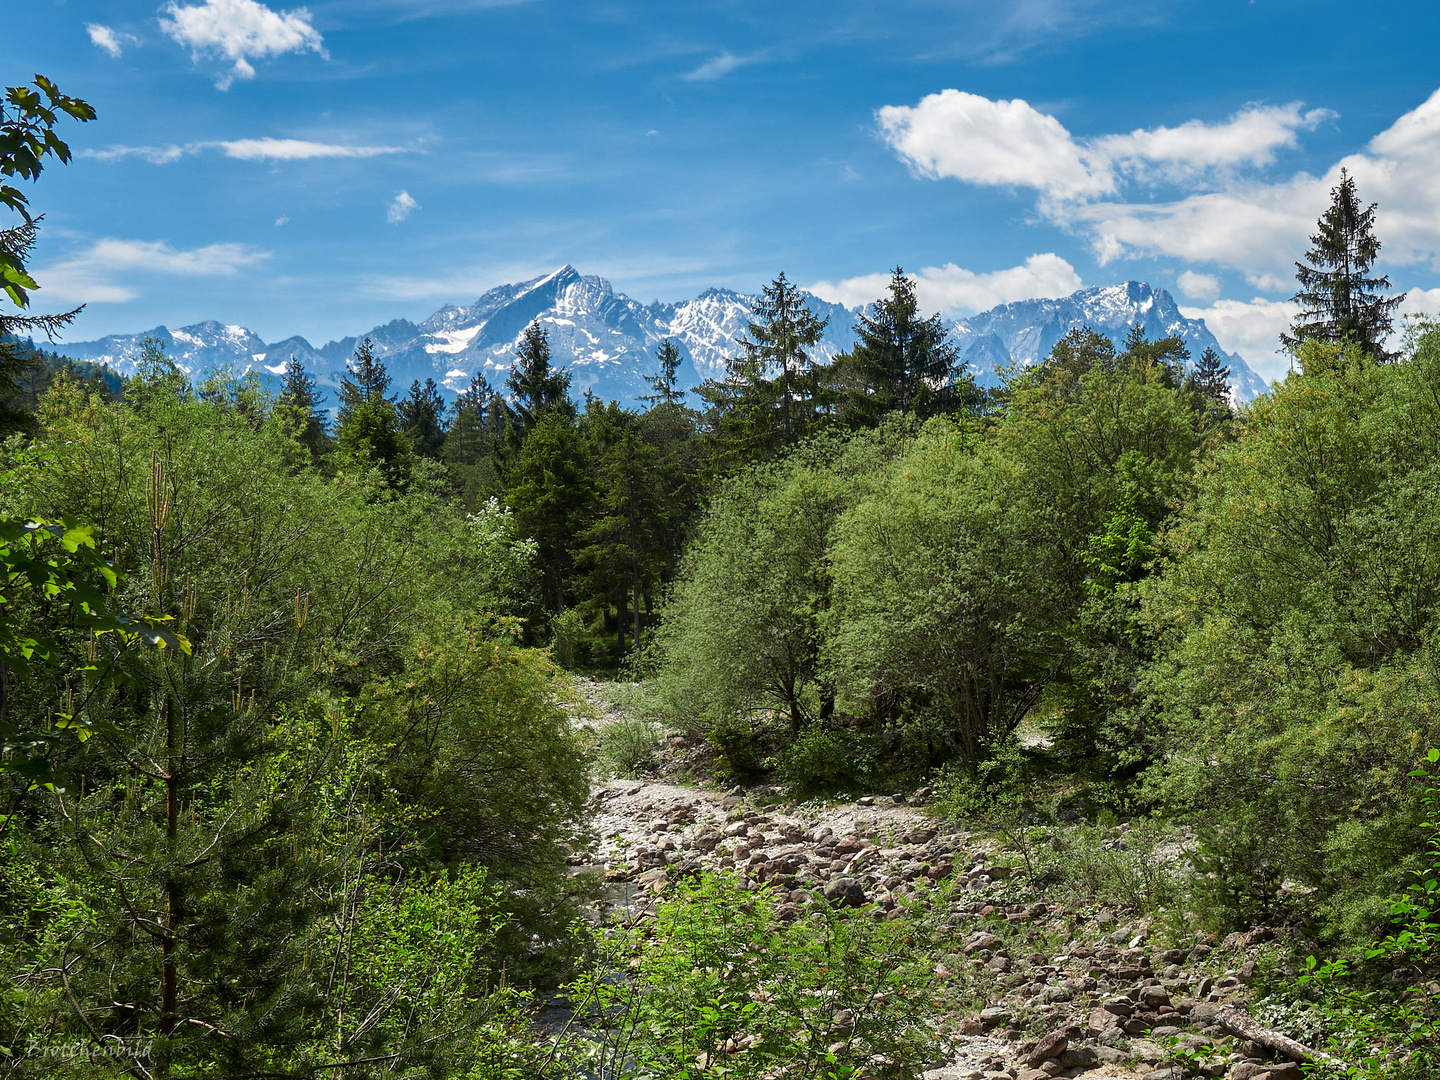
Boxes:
[1,75,95,341]
[1140,333,1440,939]
[827,424,1070,766]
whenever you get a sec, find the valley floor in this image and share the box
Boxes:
[564,679,1321,1080]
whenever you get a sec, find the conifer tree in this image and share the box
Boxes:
[1185,346,1232,426]
[640,338,686,408]
[275,356,328,456]
[847,267,972,421]
[506,320,572,436]
[336,339,407,479]
[398,377,447,459]
[1281,169,1405,362]
[336,338,393,426]
[740,272,828,444]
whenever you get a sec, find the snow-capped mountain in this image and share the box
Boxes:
[58,270,1267,408]
[951,281,1269,401]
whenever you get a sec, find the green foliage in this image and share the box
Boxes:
[565,873,943,1079]
[0,358,592,1069]
[1,75,95,339]
[597,717,663,779]
[840,267,980,424]
[506,320,573,436]
[1140,334,1440,941]
[505,410,595,612]
[1296,750,1440,1079]
[656,425,908,742]
[827,422,1070,765]
[775,720,878,794]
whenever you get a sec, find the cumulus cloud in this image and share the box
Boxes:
[1096,104,1333,181]
[387,191,420,224]
[879,85,1440,284]
[1179,296,1298,384]
[160,0,326,89]
[87,23,126,57]
[808,253,1083,317]
[82,138,403,164]
[878,90,1112,201]
[38,239,269,304]
[1177,270,1221,302]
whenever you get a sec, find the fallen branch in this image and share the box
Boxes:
[1215,1005,1338,1066]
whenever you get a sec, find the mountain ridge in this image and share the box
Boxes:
[55,269,1268,407]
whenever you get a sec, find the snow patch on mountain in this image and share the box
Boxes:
[58,270,1268,407]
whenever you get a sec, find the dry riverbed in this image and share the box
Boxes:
[567,680,1322,1080]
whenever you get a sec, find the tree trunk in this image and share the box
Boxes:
[632,569,641,650]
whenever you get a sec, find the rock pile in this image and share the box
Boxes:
[582,779,1324,1080]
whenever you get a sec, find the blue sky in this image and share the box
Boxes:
[9,0,1440,381]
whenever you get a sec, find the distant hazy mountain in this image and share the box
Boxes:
[951,281,1269,401]
[59,269,1267,408]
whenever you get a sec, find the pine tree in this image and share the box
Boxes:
[1281,169,1405,362]
[337,338,393,426]
[1185,346,1232,426]
[336,339,408,479]
[398,377,447,459]
[506,320,572,436]
[275,356,328,456]
[848,267,971,421]
[640,338,686,408]
[739,272,828,444]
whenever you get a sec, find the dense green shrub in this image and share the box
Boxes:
[1141,338,1440,942]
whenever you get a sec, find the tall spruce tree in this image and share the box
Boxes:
[847,267,971,421]
[741,272,828,444]
[1185,346,1232,427]
[336,339,408,479]
[398,377,447,459]
[275,356,328,456]
[336,338,393,425]
[1281,169,1405,362]
[640,338,686,408]
[506,320,572,436]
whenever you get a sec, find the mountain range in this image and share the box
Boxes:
[56,267,1268,408]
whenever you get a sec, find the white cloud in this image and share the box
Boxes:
[880,85,1440,283]
[81,138,404,164]
[38,239,270,304]
[160,0,326,89]
[1096,104,1333,181]
[682,51,753,82]
[878,90,1112,201]
[87,23,125,57]
[808,253,1083,316]
[83,144,189,165]
[1403,287,1440,319]
[387,191,420,224]
[1177,270,1221,302]
[215,138,402,160]
[1179,297,1298,384]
